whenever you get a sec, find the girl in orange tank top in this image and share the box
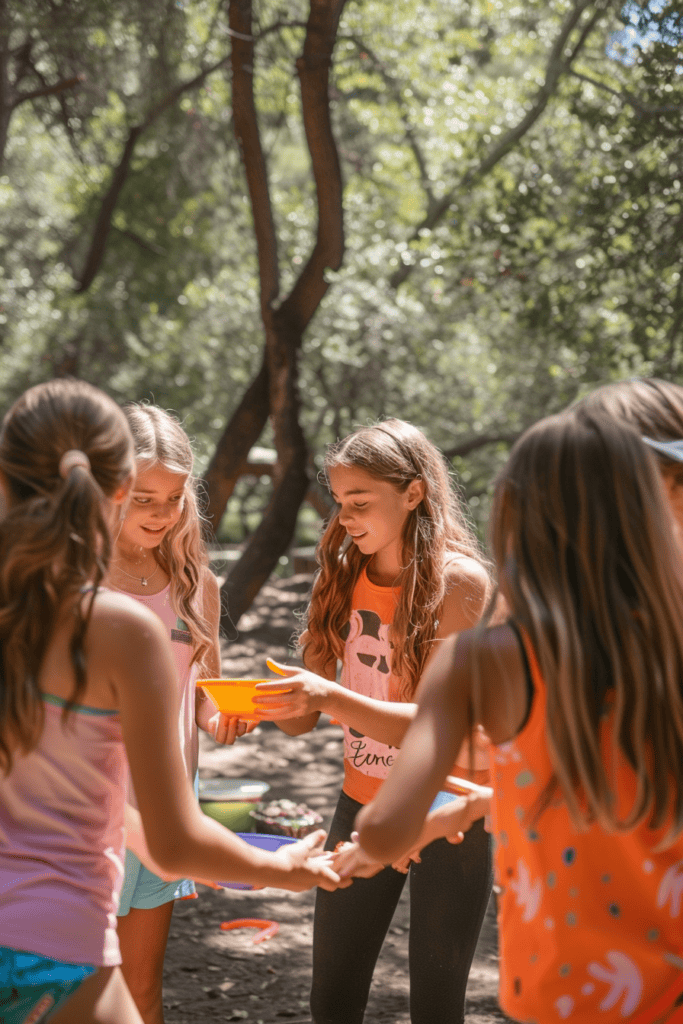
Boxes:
[355,405,683,1024]
[254,419,492,1024]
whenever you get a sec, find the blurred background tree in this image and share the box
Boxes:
[0,0,681,623]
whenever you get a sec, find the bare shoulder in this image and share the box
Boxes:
[445,555,490,601]
[200,566,221,618]
[458,622,529,744]
[201,566,220,601]
[438,556,491,635]
[89,588,168,648]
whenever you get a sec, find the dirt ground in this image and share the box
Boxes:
[162,574,510,1024]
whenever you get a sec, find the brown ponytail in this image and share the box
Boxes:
[0,379,134,773]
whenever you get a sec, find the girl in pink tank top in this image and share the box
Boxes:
[0,382,343,1024]
[108,404,233,1024]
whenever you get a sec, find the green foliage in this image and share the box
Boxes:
[1,0,681,541]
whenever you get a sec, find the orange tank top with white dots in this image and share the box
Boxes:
[492,628,683,1023]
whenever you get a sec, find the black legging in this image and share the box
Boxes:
[311,790,492,1024]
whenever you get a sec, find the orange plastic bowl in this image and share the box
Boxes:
[197,679,289,720]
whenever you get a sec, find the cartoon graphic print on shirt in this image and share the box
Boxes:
[339,608,397,780]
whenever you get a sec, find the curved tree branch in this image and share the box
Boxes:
[229,0,280,316]
[74,54,231,293]
[389,0,611,289]
[12,73,84,109]
[443,431,521,461]
[569,68,681,115]
[219,0,347,626]
[278,0,346,333]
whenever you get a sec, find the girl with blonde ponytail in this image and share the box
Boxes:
[0,380,344,1024]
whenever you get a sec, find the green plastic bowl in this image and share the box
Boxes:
[198,778,270,832]
[200,800,256,831]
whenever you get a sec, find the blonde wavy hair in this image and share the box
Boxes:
[0,379,134,773]
[489,406,683,840]
[123,405,212,672]
[303,419,490,700]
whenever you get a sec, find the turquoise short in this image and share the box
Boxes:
[118,773,198,915]
[117,848,195,915]
[0,946,96,1024]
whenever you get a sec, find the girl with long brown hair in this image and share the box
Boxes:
[0,380,343,1024]
[577,377,683,537]
[354,406,683,1024]
[255,418,492,1024]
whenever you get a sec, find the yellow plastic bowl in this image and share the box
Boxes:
[197,678,289,720]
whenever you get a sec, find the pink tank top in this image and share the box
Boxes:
[121,584,198,808]
[0,696,126,966]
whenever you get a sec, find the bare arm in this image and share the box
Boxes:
[97,595,342,892]
[195,570,258,744]
[264,637,333,737]
[255,559,490,748]
[355,624,525,864]
[257,657,417,747]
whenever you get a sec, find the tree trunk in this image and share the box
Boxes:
[0,0,12,173]
[201,354,270,534]
[219,0,346,628]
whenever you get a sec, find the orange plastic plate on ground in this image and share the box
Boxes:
[196,679,289,720]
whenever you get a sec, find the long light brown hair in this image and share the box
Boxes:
[303,419,490,699]
[0,379,134,773]
[490,406,683,839]
[123,404,213,672]
[577,377,683,478]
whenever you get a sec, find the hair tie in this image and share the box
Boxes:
[59,450,91,479]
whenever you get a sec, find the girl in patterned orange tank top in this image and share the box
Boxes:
[254,418,492,1024]
[355,405,683,1024]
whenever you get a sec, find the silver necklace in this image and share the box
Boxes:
[113,560,160,588]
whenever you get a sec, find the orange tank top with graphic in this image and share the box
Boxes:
[339,567,490,805]
[492,629,683,1024]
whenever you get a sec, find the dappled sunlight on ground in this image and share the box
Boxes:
[162,575,508,1023]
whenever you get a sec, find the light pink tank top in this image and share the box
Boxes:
[121,584,198,808]
[0,696,126,965]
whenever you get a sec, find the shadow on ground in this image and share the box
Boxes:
[162,575,510,1024]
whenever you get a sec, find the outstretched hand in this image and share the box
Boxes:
[252,659,334,720]
[331,833,386,880]
[274,829,352,892]
[208,711,259,745]
[393,789,493,872]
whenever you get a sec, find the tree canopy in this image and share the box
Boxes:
[1,0,681,615]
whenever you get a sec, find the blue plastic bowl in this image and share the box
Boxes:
[429,790,459,812]
[218,832,298,890]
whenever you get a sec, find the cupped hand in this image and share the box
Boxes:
[252,660,333,719]
[274,829,351,892]
[332,834,385,880]
[209,711,259,745]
